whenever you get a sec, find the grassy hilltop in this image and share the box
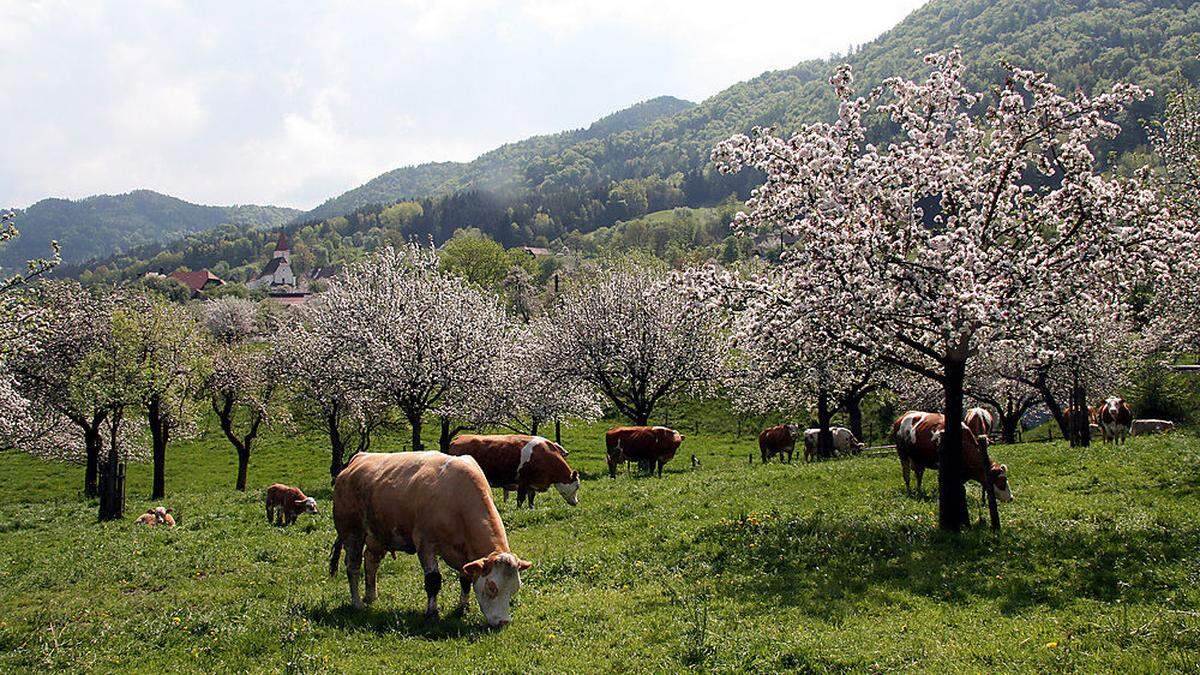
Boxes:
[1,419,1198,672]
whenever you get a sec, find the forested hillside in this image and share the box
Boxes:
[66,0,1200,285]
[2,190,298,270]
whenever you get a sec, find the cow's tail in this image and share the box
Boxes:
[329,536,343,578]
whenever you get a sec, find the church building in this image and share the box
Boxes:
[248,232,297,289]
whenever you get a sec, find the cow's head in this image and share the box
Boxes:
[989,463,1013,502]
[553,470,580,506]
[672,430,685,448]
[296,496,318,514]
[853,441,866,455]
[606,449,620,478]
[152,506,170,524]
[462,551,533,627]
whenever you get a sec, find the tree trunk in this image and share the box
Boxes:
[148,396,168,500]
[99,409,126,521]
[939,359,970,533]
[439,417,452,452]
[999,413,1019,445]
[236,448,250,492]
[1036,375,1070,439]
[632,411,650,426]
[816,389,834,459]
[328,410,345,484]
[83,425,102,498]
[555,419,561,445]
[845,394,865,443]
[530,419,540,437]
[1068,367,1090,448]
[408,411,424,452]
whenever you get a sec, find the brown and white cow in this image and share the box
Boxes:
[802,427,865,462]
[265,483,318,526]
[447,434,580,508]
[134,506,175,527]
[891,411,1013,502]
[964,407,995,443]
[605,426,684,478]
[1097,397,1133,444]
[330,451,532,627]
[758,424,798,464]
[1131,419,1175,436]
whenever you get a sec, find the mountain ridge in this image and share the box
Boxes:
[1,190,299,270]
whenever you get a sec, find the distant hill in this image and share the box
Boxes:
[72,0,1200,286]
[1,190,298,269]
[295,96,696,223]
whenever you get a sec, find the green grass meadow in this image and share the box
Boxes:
[1,416,1199,673]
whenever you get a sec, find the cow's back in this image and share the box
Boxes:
[447,435,524,488]
[334,452,498,548]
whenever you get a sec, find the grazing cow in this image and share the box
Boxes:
[605,426,684,478]
[891,411,1013,502]
[447,434,580,508]
[1131,419,1175,436]
[135,506,175,527]
[330,451,532,627]
[1097,397,1133,444]
[802,427,865,462]
[965,407,995,442]
[265,483,318,526]
[758,424,798,463]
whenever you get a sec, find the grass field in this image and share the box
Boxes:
[2,416,1199,673]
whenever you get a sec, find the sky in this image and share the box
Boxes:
[0,0,926,210]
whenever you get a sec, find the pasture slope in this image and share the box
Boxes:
[1,420,1198,673]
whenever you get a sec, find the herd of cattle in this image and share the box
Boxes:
[129,397,1175,627]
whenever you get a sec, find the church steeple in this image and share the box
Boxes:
[273,231,290,263]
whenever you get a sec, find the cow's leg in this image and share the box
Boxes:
[419,547,441,619]
[455,574,472,616]
[363,540,384,605]
[344,536,365,609]
[915,467,925,494]
[527,490,535,509]
[516,487,527,507]
[901,458,911,495]
[502,488,510,503]
[266,502,273,524]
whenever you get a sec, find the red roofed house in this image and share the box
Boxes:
[169,269,225,297]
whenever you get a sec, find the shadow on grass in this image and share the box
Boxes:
[305,601,495,639]
[683,509,1200,621]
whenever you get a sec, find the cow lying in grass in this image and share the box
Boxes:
[330,451,533,627]
[134,506,175,527]
[265,483,318,526]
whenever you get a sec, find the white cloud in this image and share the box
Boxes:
[0,0,926,210]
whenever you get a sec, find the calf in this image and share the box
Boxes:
[1097,397,1133,445]
[891,411,1013,502]
[330,451,532,627]
[134,506,175,527]
[758,424,798,463]
[447,434,580,508]
[802,427,865,462]
[605,426,684,478]
[1131,419,1175,436]
[265,483,318,526]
